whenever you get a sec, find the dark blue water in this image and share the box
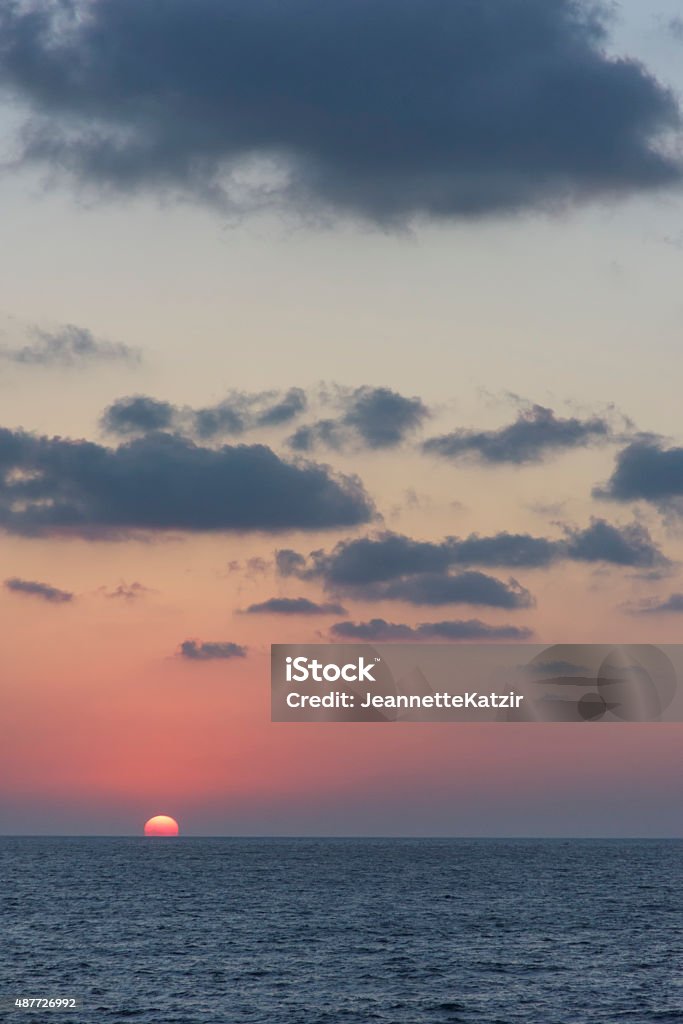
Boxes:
[2,838,682,1023]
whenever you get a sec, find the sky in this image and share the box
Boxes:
[1,0,683,836]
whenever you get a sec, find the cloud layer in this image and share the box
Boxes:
[0,0,679,223]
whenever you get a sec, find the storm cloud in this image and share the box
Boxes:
[423,405,613,465]
[330,618,533,641]
[0,426,374,537]
[0,1,679,223]
[4,576,74,603]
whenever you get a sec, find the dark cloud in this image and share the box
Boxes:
[276,549,310,578]
[193,402,245,439]
[276,522,666,586]
[3,1,675,223]
[102,385,422,451]
[288,387,428,452]
[179,640,246,660]
[286,534,460,584]
[0,427,374,537]
[563,518,666,568]
[288,421,340,452]
[0,324,138,368]
[595,440,683,510]
[627,593,683,615]
[101,396,176,435]
[4,576,73,603]
[364,572,534,609]
[277,539,536,608]
[255,389,307,428]
[341,387,429,448]
[101,388,307,439]
[449,531,566,569]
[423,405,612,465]
[243,597,347,615]
[330,618,533,641]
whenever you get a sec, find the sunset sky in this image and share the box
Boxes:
[1,0,683,836]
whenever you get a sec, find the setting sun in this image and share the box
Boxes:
[143,815,180,837]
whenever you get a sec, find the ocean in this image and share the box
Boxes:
[2,837,682,1023]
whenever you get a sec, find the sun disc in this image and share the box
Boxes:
[144,814,179,836]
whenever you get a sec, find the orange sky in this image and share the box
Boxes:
[2,0,683,836]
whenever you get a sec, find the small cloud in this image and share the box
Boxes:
[624,593,683,615]
[423,404,613,466]
[669,16,683,41]
[288,386,429,452]
[4,576,74,603]
[595,440,683,516]
[104,582,151,601]
[225,557,269,577]
[101,396,175,435]
[562,518,668,569]
[178,640,247,660]
[330,618,533,641]
[0,324,139,368]
[243,597,347,615]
